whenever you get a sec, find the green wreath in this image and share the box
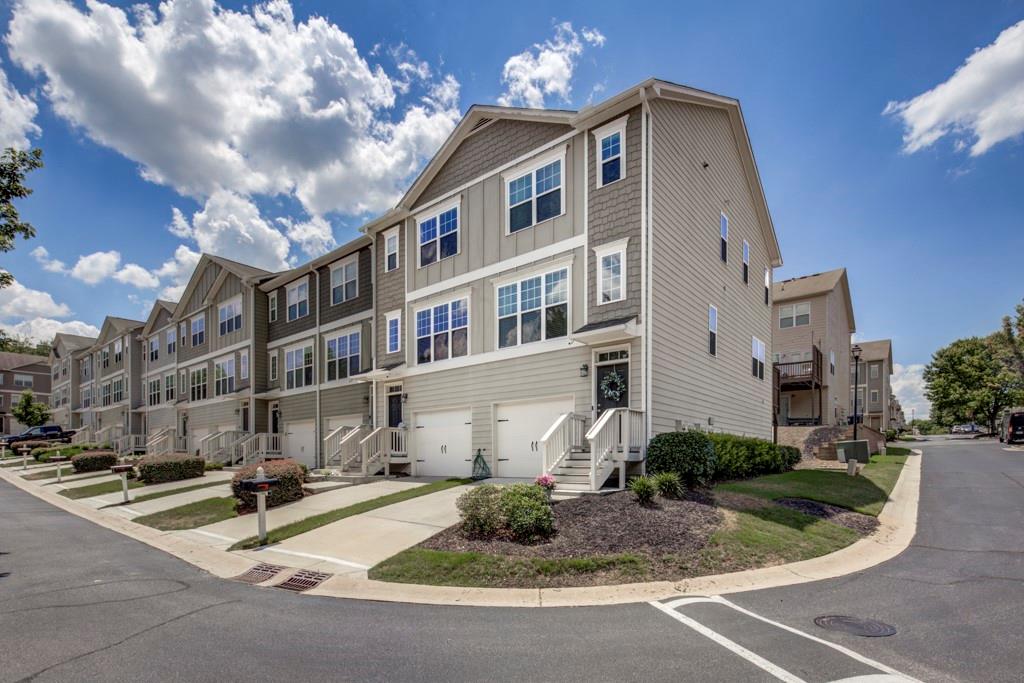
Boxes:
[600,370,626,402]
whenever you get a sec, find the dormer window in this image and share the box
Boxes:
[418,204,459,267]
[507,156,563,234]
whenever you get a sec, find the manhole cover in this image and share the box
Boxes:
[275,569,332,592]
[814,615,897,637]
[234,563,286,585]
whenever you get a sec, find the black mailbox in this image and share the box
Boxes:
[111,464,134,474]
[240,476,280,493]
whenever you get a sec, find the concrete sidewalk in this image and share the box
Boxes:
[105,483,233,519]
[79,471,235,508]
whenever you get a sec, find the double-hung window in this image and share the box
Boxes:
[752,337,766,380]
[240,350,249,381]
[416,298,469,364]
[164,374,175,402]
[112,378,124,403]
[101,349,109,369]
[268,291,278,323]
[214,357,235,396]
[191,315,205,346]
[830,350,836,376]
[13,374,32,388]
[82,387,91,409]
[269,353,279,382]
[708,305,718,356]
[742,240,750,283]
[418,204,459,267]
[384,228,399,272]
[870,363,880,379]
[190,367,207,401]
[595,241,626,304]
[218,298,242,336]
[507,157,562,233]
[331,257,358,305]
[497,268,568,349]
[720,213,729,263]
[870,389,880,404]
[148,378,161,406]
[764,268,770,305]
[179,323,187,348]
[149,339,159,362]
[285,345,313,389]
[779,303,810,328]
[593,116,627,188]
[101,382,111,406]
[386,312,401,354]
[167,328,176,355]
[287,280,309,321]
[326,331,360,381]
[114,340,123,364]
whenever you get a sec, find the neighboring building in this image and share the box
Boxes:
[850,338,893,432]
[772,268,855,427]
[890,396,906,431]
[0,352,52,435]
[140,300,179,439]
[48,333,96,429]
[88,316,146,443]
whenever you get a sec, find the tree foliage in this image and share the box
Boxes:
[11,390,51,429]
[999,299,1024,378]
[924,336,1024,432]
[0,330,50,356]
[0,147,44,288]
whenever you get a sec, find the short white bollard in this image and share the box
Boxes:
[111,464,134,504]
[51,453,68,483]
[847,459,859,477]
[22,447,28,471]
[256,488,268,544]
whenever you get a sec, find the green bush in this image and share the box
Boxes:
[32,444,86,462]
[646,431,717,488]
[885,429,897,442]
[651,471,682,499]
[628,475,657,505]
[14,440,51,456]
[499,484,554,542]
[138,454,205,484]
[70,451,118,473]
[457,485,504,537]
[231,459,307,510]
[205,461,224,471]
[707,433,800,481]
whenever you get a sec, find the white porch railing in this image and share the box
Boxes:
[337,425,370,470]
[71,426,94,445]
[95,425,124,447]
[174,435,189,453]
[237,433,282,466]
[115,434,147,456]
[584,408,646,490]
[322,425,356,467]
[540,412,589,475]
[197,432,219,460]
[357,427,406,476]
[147,428,174,457]
[201,430,247,464]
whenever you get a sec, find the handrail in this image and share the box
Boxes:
[540,412,589,475]
[116,434,147,456]
[358,427,399,476]
[147,428,175,457]
[585,408,646,491]
[71,426,95,445]
[322,425,355,467]
[337,425,370,470]
[238,433,283,466]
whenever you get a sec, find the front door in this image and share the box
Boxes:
[388,393,403,428]
[241,400,250,432]
[595,362,629,414]
[270,404,280,434]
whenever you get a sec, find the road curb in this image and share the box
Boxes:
[1,450,922,608]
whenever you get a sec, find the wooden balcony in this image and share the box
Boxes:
[774,346,823,388]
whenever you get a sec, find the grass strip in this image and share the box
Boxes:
[716,454,907,516]
[25,468,110,482]
[134,497,238,531]
[106,479,228,506]
[882,446,912,456]
[58,479,144,500]
[230,478,472,551]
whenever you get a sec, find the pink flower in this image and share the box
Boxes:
[534,474,557,490]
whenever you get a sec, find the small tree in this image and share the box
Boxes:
[0,147,44,288]
[11,390,50,429]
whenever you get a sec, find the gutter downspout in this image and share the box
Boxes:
[640,85,653,472]
[313,266,322,469]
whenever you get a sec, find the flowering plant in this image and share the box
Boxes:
[534,474,557,491]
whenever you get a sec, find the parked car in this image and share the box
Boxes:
[0,425,76,447]
[1000,410,1024,444]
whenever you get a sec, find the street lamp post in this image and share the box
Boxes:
[852,345,862,440]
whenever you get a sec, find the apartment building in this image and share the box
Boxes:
[48,333,96,429]
[0,352,51,435]
[772,268,855,427]
[850,338,894,432]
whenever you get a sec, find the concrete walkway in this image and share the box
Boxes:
[79,471,235,508]
[46,472,122,489]
[105,483,233,519]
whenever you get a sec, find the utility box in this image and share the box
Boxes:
[836,439,870,464]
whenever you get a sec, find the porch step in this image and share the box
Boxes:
[302,480,352,495]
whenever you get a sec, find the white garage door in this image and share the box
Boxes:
[496,396,574,478]
[414,407,472,477]
[284,420,317,468]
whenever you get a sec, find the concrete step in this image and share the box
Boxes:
[302,480,352,495]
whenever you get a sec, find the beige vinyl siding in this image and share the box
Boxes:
[186,399,242,432]
[252,289,270,394]
[375,224,406,367]
[649,99,774,441]
[320,383,371,427]
[279,391,316,423]
[824,287,853,425]
[146,405,177,432]
[267,274,316,342]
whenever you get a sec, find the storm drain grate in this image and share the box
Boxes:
[814,615,897,637]
[234,563,287,585]
[275,569,332,593]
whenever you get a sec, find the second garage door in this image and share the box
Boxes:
[496,396,574,478]
[284,420,316,468]
[413,407,472,477]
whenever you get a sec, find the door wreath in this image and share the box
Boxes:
[600,370,627,402]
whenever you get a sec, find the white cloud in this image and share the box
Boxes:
[171,191,290,272]
[892,363,930,421]
[113,263,160,289]
[884,19,1024,156]
[498,22,605,108]
[0,60,39,150]
[2,318,99,343]
[30,246,67,273]
[7,0,461,218]
[277,215,336,258]
[0,280,71,319]
[70,250,121,285]
[152,244,201,301]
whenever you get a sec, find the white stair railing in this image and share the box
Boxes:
[116,434,147,456]
[202,430,246,464]
[71,426,94,445]
[584,409,646,491]
[358,428,390,476]
[322,425,354,467]
[95,425,124,447]
[147,428,174,457]
[238,433,283,466]
[338,425,370,470]
[540,412,589,475]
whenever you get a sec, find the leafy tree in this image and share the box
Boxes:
[0,147,44,288]
[11,390,50,429]
[924,336,1024,433]
[0,330,50,356]
[999,298,1024,378]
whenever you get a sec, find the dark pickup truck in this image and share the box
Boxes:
[0,425,76,447]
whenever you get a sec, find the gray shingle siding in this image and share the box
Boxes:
[267,275,316,342]
[318,246,373,325]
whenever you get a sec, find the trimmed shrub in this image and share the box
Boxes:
[14,440,51,456]
[499,484,554,542]
[71,451,118,473]
[885,429,897,442]
[32,444,86,462]
[651,471,682,499]
[708,433,800,481]
[231,459,307,510]
[457,484,505,537]
[628,475,657,505]
[138,454,205,485]
[646,431,717,489]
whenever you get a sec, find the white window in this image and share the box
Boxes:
[148,378,161,406]
[856,387,865,406]
[764,268,770,306]
[751,337,766,380]
[286,280,309,322]
[240,350,249,380]
[180,370,187,398]
[190,367,207,401]
[779,303,810,328]
[112,378,124,403]
[179,322,187,348]
[416,297,469,364]
[497,268,568,349]
[214,357,235,396]
[720,213,728,263]
[82,387,92,409]
[285,345,314,389]
[13,374,33,388]
[386,311,401,354]
[594,117,626,188]
[708,305,718,356]
[870,363,880,379]
[331,256,359,305]
[101,382,112,406]
[218,298,242,336]
[167,328,176,355]
[191,314,205,346]
[418,203,459,267]
[164,374,175,402]
[830,350,836,375]
[149,338,159,362]
[870,389,880,404]
[268,291,278,323]
[384,228,399,272]
[269,352,278,382]
[114,339,123,364]
[326,331,360,381]
[742,240,750,284]
[101,348,109,368]
[595,241,626,304]
[507,156,563,234]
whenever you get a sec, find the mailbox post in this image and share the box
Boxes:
[240,466,280,545]
[111,464,134,504]
[21,445,28,471]
[51,453,68,483]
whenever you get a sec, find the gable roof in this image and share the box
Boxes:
[171,254,274,320]
[0,351,47,370]
[141,300,178,337]
[854,339,893,368]
[51,333,96,357]
[773,267,856,332]
[259,235,372,292]
[93,316,145,347]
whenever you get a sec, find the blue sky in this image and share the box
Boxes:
[1,0,1023,419]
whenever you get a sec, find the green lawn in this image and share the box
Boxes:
[112,479,227,506]
[230,478,472,550]
[134,497,238,531]
[24,468,109,482]
[882,446,912,456]
[58,479,144,500]
[716,454,908,516]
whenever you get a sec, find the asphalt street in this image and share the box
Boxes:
[1,437,1020,682]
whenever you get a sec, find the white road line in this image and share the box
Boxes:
[649,600,807,682]
[251,546,369,571]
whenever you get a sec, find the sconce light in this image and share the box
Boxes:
[579,363,589,378]
[401,393,409,403]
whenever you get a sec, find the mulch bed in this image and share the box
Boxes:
[774,497,879,535]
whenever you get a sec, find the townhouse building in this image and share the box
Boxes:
[139,300,178,440]
[0,352,52,435]
[48,333,96,429]
[86,317,146,444]
[850,338,894,432]
[772,268,855,427]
